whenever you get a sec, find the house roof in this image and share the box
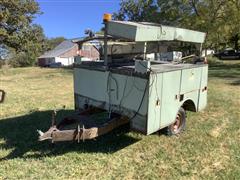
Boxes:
[39,40,77,58]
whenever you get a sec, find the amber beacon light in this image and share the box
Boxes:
[103,13,112,22]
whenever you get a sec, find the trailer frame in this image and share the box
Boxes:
[38,107,129,143]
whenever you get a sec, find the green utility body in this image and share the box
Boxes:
[74,60,208,135]
[38,20,208,142]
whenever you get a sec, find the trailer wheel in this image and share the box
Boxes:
[166,107,186,135]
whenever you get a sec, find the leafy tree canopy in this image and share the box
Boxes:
[0,0,41,51]
[45,37,66,51]
[0,0,47,66]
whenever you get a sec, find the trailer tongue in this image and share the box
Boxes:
[38,108,129,142]
[38,14,208,143]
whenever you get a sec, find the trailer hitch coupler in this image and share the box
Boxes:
[37,130,44,136]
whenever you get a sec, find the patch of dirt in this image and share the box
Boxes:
[209,118,228,138]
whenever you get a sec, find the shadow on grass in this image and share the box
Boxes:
[229,79,240,86]
[209,63,240,85]
[0,110,140,160]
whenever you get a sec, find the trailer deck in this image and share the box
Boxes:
[74,61,206,77]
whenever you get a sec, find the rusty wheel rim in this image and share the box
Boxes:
[171,113,182,133]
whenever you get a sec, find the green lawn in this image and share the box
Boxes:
[0,62,239,179]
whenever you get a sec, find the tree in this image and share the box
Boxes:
[0,0,48,67]
[224,0,240,50]
[0,0,41,50]
[113,0,159,22]
[7,24,47,67]
[45,37,66,51]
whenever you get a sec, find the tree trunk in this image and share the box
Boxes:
[234,38,239,51]
[233,34,239,51]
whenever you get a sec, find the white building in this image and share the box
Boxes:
[38,40,78,67]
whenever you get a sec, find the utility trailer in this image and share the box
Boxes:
[38,15,208,143]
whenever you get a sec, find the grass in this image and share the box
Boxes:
[0,62,239,179]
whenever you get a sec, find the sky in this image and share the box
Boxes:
[34,0,120,39]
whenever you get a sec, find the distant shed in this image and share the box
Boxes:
[38,40,99,67]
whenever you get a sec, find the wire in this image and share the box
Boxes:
[128,76,149,122]
[122,60,156,121]
[109,72,119,100]
[119,71,133,108]
[106,71,120,118]
[106,60,158,124]
[106,72,111,118]
[132,75,145,91]
[131,60,161,124]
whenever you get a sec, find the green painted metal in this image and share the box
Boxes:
[74,64,208,135]
[147,73,162,133]
[180,68,202,94]
[159,71,182,131]
[198,66,208,111]
[107,21,206,43]
[146,66,208,134]
[74,68,149,132]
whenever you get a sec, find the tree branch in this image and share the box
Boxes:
[191,0,200,17]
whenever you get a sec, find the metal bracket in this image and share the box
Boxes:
[52,110,57,126]
[77,125,80,143]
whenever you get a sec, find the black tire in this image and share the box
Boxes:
[166,107,186,135]
[0,90,6,103]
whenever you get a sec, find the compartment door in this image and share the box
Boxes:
[180,68,202,94]
[147,73,162,134]
[198,66,208,111]
[160,71,181,128]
